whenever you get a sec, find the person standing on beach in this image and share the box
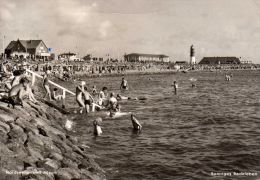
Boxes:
[43,71,53,101]
[173,81,178,95]
[76,81,86,113]
[120,77,128,90]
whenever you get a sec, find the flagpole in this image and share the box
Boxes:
[2,35,5,59]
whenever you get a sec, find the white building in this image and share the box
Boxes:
[125,53,170,62]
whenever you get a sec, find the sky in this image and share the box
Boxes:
[1,0,260,63]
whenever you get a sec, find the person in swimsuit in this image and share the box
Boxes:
[83,87,94,114]
[120,77,128,90]
[173,81,178,95]
[76,81,86,113]
[7,77,30,108]
[98,87,108,106]
[43,71,53,101]
[108,92,121,117]
[131,114,142,131]
[93,117,102,136]
[92,85,97,96]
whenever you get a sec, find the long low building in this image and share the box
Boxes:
[125,53,170,62]
[199,57,241,65]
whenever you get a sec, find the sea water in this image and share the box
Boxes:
[64,70,260,180]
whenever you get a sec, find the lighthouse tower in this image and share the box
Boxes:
[190,45,196,65]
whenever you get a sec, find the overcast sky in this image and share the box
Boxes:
[1,0,260,63]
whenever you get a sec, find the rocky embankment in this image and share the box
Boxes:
[0,100,105,180]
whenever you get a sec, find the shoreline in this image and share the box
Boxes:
[72,68,260,79]
[0,99,105,180]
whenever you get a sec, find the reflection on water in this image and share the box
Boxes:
[65,71,260,179]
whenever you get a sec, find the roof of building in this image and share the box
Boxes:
[5,40,44,50]
[20,40,42,49]
[175,61,188,64]
[59,52,76,56]
[199,57,241,64]
[5,41,17,50]
[126,53,169,58]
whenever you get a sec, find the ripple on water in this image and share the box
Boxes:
[65,71,260,179]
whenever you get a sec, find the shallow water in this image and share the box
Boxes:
[65,70,260,180]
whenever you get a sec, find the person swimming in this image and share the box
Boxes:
[173,81,178,95]
[131,114,142,131]
[92,85,97,95]
[116,94,130,100]
[93,117,102,136]
[225,74,231,81]
[116,94,147,101]
[120,77,128,90]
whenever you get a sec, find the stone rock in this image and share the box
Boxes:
[78,158,103,173]
[27,132,44,148]
[23,156,39,167]
[26,144,44,161]
[42,125,66,140]
[0,126,8,143]
[56,168,81,180]
[48,152,63,161]
[0,142,13,156]
[0,121,10,133]
[31,118,49,127]
[21,167,55,180]
[0,113,15,123]
[43,158,60,171]
[53,139,73,154]
[15,118,38,135]
[61,158,78,169]
[0,100,104,180]
[8,123,27,144]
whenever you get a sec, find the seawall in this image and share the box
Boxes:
[0,99,105,180]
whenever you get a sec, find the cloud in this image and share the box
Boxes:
[1,0,260,62]
[0,0,16,22]
[98,20,112,38]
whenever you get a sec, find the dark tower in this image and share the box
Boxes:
[190,45,196,64]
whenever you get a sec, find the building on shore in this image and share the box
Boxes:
[58,52,81,61]
[4,39,51,60]
[175,61,188,65]
[190,45,196,64]
[199,57,241,65]
[124,53,170,62]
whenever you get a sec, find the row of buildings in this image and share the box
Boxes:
[2,39,252,65]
